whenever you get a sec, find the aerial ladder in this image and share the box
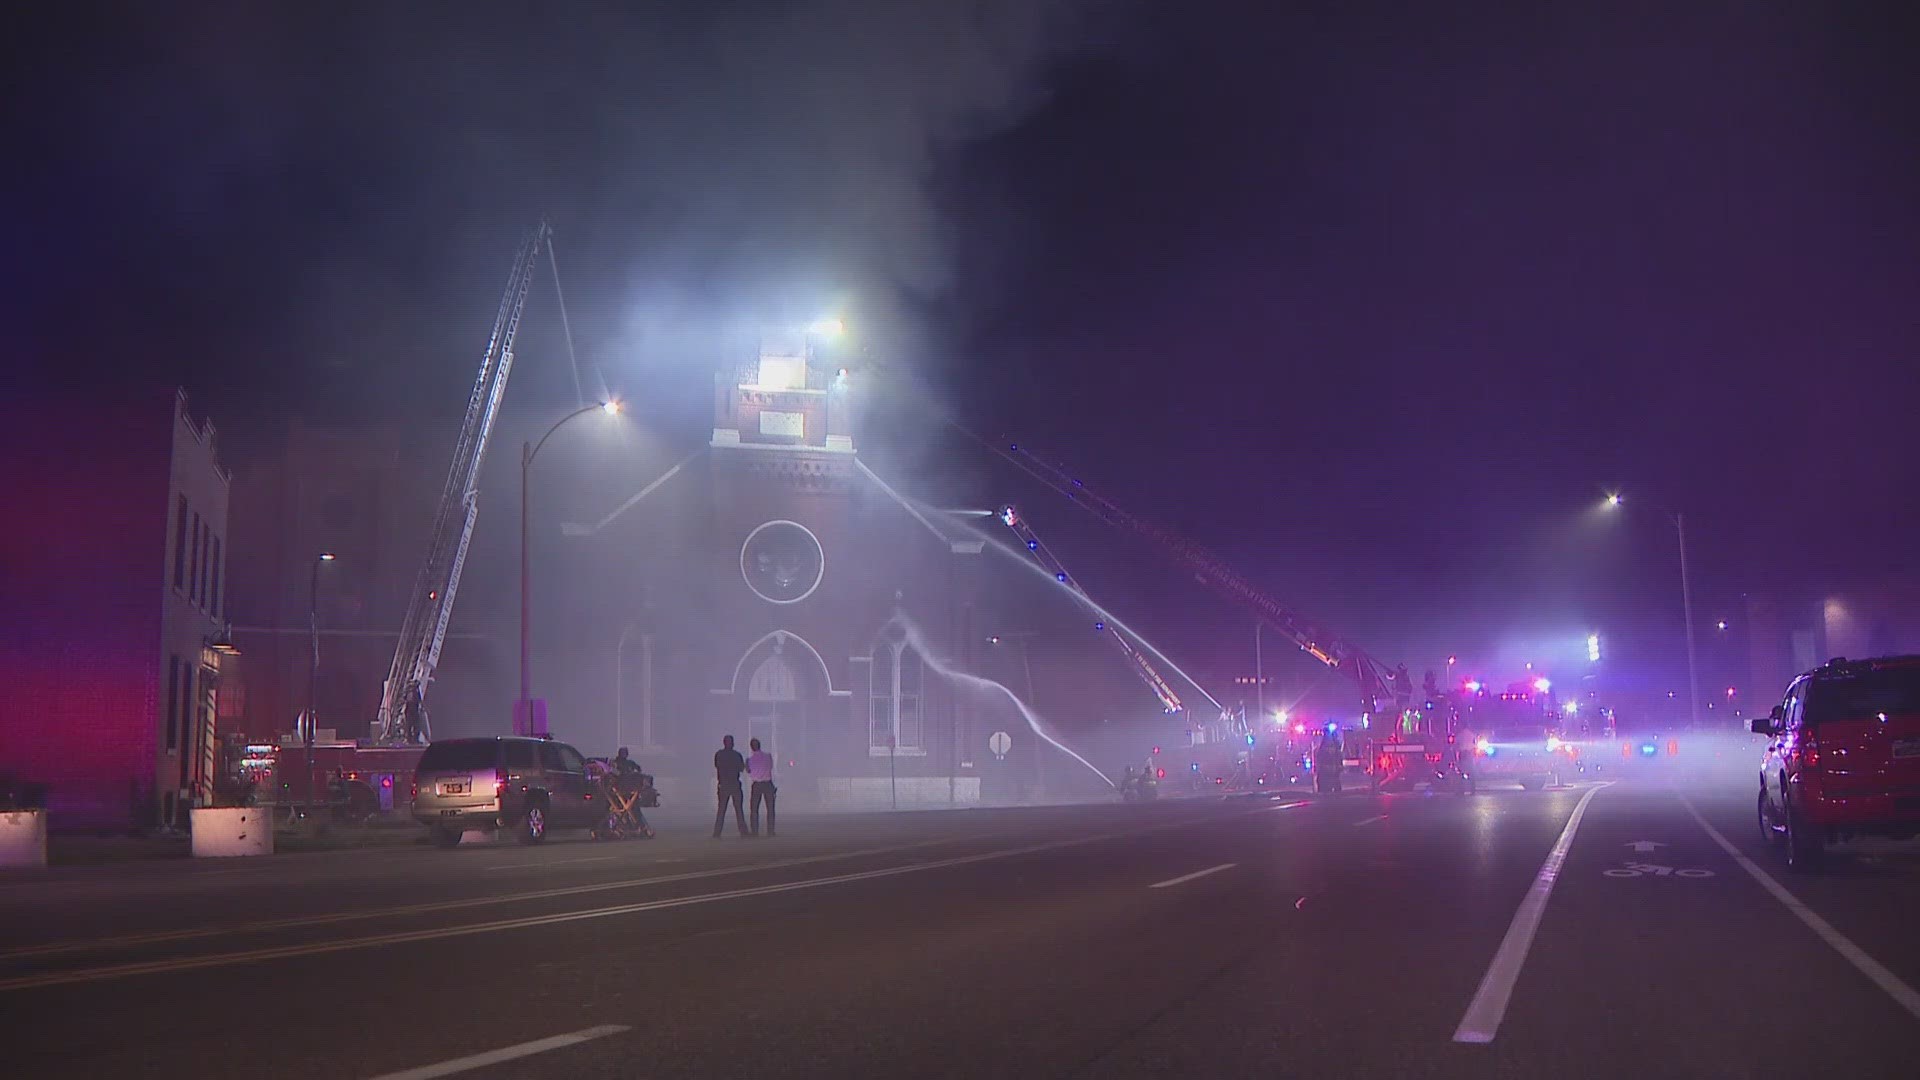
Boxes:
[373,224,548,744]
[983,440,1446,789]
[995,504,1206,717]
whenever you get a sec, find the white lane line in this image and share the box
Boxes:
[0,810,1267,992]
[1150,863,1237,889]
[1354,814,1388,827]
[0,836,982,960]
[1452,781,1608,1044]
[488,856,617,871]
[1270,801,1310,811]
[1679,794,1920,1022]
[368,1024,629,1080]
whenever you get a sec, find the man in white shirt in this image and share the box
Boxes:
[747,737,777,837]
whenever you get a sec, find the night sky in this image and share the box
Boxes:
[9,1,1918,691]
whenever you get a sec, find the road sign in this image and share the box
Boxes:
[988,731,1011,759]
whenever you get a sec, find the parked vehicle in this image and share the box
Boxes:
[1755,655,1920,871]
[411,736,603,847]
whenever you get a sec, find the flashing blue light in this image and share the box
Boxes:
[1246,734,1256,746]
[1027,540,1038,550]
[1302,755,1313,770]
[1191,762,1200,772]
[1094,621,1105,632]
[1055,572,1068,583]
[1640,743,1658,757]
[1326,721,1338,733]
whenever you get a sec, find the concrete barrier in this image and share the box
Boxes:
[0,810,49,867]
[190,807,273,857]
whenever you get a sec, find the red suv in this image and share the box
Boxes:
[1755,655,1920,870]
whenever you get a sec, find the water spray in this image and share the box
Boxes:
[889,614,1116,790]
[925,499,1227,717]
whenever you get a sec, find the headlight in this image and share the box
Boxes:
[1475,737,1493,755]
[1546,736,1562,752]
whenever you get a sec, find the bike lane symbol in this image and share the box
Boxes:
[1604,861,1716,879]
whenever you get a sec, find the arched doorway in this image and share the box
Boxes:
[746,651,803,763]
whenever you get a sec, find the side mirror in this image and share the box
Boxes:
[1749,717,1774,736]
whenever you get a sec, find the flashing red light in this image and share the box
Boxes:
[381,775,392,788]
[494,768,509,799]
[1667,739,1679,757]
[1156,768,1166,779]
[409,782,418,802]
[1621,742,1631,759]
[1151,746,1161,755]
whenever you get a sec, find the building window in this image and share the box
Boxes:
[189,513,204,605]
[209,535,222,618]
[165,655,181,752]
[897,647,923,751]
[868,647,893,752]
[179,667,194,787]
[173,496,189,590]
[868,643,925,754]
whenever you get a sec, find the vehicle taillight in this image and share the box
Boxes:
[1666,739,1679,757]
[1794,730,1820,769]
[494,769,510,798]
[1621,741,1631,759]
[409,782,418,803]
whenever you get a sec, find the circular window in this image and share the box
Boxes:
[740,520,825,604]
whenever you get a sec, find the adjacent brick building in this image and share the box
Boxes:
[0,388,232,830]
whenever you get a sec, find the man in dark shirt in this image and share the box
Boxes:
[712,735,749,838]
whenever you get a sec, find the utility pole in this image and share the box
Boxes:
[307,553,335,828]
[1675,512,1702,728]
[1255,622,1265,720]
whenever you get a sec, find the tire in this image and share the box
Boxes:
[430,825,462,849]
[1784,794,1825,872]
[1758,789,1782,849]
[517,803,549,845]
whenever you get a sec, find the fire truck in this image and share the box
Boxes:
[1455,680,1581,790]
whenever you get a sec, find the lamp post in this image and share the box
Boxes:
[1254,622,1265,720]
[521,401,621,730]
[1603,494,1703,727]
[307,552,335,826]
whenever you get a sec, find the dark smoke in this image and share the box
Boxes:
[10,1,1105,409]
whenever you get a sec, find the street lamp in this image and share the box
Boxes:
[307,552,336,828]
[521,402,622,731]
[1601,493,1703,727]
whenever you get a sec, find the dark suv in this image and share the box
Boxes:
[411,736,601,848]
[1755,656,1920,870]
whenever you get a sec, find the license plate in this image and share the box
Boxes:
[440,809,462,816]
[1893,739,1920,759]
[439,782,469,795]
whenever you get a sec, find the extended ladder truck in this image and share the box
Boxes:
[996,504,1200,717]
[998,504,1256,797]
[372,225,548,745]
[986,441,1462,792]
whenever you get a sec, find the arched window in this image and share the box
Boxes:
[869,646,894,751]
[896,647,923,751]
[868,642,926,754]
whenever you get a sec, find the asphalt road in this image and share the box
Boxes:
[4,779,1919,1078]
